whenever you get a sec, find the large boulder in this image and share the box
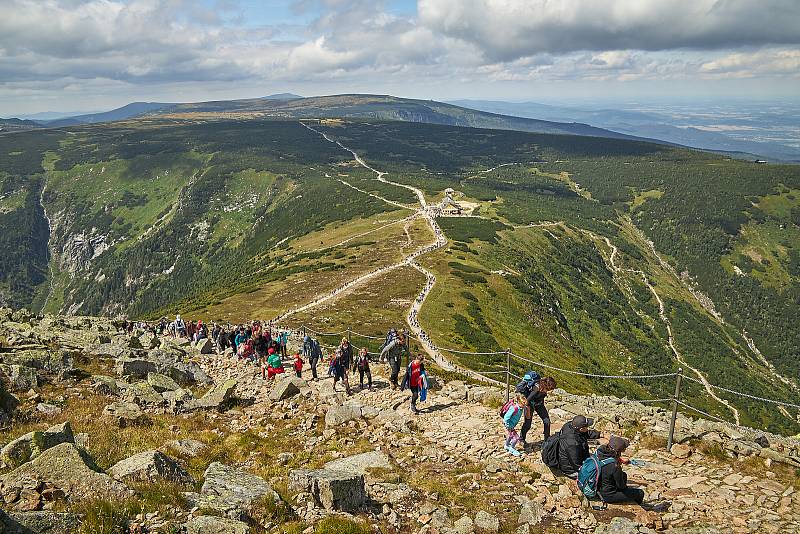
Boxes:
[122,382,165,406]
[184,515,250,534]
[1,422,74,468]
[194,338,214,354]
[0,443,131,504]
[325,404,362,427]
[289,468,366,512]
[115,358,157,379]
[0,510,81,533]
[109,450,194,484]
[0,350,72,374]
[189,462,280,519]
[103,401,149,427]
[147,372,181,393]
[167,361,212,386]
[185,379,237,412]
[269,377,304,401]
[324,451,391,477]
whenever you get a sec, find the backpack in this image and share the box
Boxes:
[577,453,616,499]
[515,370,541,396]
[540,432,561,469]
[312,340,323,359]
[499,398,517,418]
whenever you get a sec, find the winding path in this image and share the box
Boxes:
[39,182,56,312]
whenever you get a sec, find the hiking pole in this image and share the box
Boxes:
[667,367,683,451]
[505,348,511,402]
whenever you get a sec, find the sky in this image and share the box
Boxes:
[1,0,799,116]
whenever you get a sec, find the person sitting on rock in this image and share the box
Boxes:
[596,436,644,505]
[265,347,284,380]
[556,415,603,478]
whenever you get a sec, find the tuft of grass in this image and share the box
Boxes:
[73,498,140,534]
[315,516,371,534]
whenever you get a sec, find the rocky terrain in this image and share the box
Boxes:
[0,308,798,533]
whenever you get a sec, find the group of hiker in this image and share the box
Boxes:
[501,371,645,507]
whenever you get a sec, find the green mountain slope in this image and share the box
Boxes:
[0,117,797,433]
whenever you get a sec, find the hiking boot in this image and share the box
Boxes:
[505,445,521,457]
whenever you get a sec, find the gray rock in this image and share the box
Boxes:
[1,350,72,374]
[0,510,81,533]
[185,379,237,411]
[109,449,194,484]
[168,361,212,386]
[163,438,207,458]
[269,376,304,401]
[92,375,121,396]
[289,468,366,512]
[184,515,251,534]
[454,515,475,534]
[35,403,61,417]
[122,381,165,406]
[517,498,544,526]
[8,365,38,392]
[0,443,131,502]
[474,510,499,532]
[594,517,640,534]
[115,358,157,379]
[147,372,181,393]
[162,388,194,411]
[103,401,148,427]
[1,422,74,468]
[325,404,362,427]
[324,451,391,477]
[196,462,279,519]
[194,338,214,354]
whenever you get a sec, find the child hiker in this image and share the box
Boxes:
[501,394,527,456]
[265,347,284,380]
[293,350,303,378]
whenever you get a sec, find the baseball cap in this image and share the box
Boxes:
[571,415,595,428]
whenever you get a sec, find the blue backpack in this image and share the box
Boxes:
[577,453,616,499]
[515,370,541,396]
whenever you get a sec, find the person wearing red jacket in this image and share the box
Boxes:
[401,354,426,414]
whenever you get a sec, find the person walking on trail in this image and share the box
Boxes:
[517,374,557,451]
[380,332,408,389]
[174,315,186,338]
[339,337,353,390]
[265,348,284,380]
[356,348,372,391]
[594,436,644,505]
[331,349,351,395]
[304,336,321,380]
[401,353,426,414]
[554,415,603,478]
[293,351,304,378]
[500,394,527,456]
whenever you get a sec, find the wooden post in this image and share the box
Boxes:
[505,349,512,402]
[667,368,683,452]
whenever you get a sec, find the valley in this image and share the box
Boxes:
[1,116,799,434]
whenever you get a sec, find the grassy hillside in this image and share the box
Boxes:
[0,117,797,433]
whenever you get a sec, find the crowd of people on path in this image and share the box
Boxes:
[148,314,645,510]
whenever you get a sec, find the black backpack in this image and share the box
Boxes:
[541,431,561,469]
[515,370,541,397]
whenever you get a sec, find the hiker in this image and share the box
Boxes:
[303,335,318,380]
[355,348,372,391]
[401,353,426,414]
[339,337,353,390]
[593,436,644,505]
[174,315,186,338]
[500,394,527,456]
[549,415,603,478]
[234,327,248,354]
[331,349,351,394]
[517,373,557,450]
[238,338,255,362]
[293,351,303,378]
[380,332,408,389]
[280,330,289,357]
[265,348,284,380]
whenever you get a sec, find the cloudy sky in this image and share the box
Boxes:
[2,0,799,116]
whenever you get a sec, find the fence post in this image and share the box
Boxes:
[505,349,511,402]
[347,328,352,345]
[667,367,683,451]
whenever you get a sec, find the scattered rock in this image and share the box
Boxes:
[163,438,207,458]
[0,509,81,533]
[35,403,61,417]
[289,468,366,512]
[185,379,237,411]
[192,462,279,519]
[670,443,691,459]
[667,475,707,490]
[474,510,499,532]
[184,515,251,534]
[594,516,640,534]
[194,338,214,354]
[92,375,121,396]
[103,401,149,427]
[325,404,362,427]
[115,358,157,379]
[454,515,475,534]
[147,372,181,393]
[123,381,165,406]
[1,422,74,468]
[269,376,303,401]
[109,450,194,484]
[324,451,391,477]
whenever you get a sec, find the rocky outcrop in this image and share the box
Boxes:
[0,443,131,506]
[269,376,304,401]
[185,379,237,412]
[109,450,194,484]
[289,468,366,512]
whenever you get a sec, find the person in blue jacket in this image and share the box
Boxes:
[502,394,528,456]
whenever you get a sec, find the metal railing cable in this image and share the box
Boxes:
[675,400,729,424]
[681,374,800,410]
[509,351,677,380]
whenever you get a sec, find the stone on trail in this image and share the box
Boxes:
[184,515,251,534]
[453,515,474,534]
[667,475,707,490]
[670,443,692,459]
[0,510,81,533]
[169,362,212,386]
[103,401,149,427]
[289,468,366,512]
[593,516,640,534]
[115,358,157,379]
[194,337,214,354]
[1,422,74,469]
[192,462,280,519]
[0,443,131,503]
[109,449,194,484]
[324,451,391,477]
[325,404,362,427]
[269,376,304,401]
[474,510,499,532]
[163,438,207,458]
[185,379,237,411]
[147,372,181,393]
[517,497,544,526]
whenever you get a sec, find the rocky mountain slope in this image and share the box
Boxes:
[0,308,798,533]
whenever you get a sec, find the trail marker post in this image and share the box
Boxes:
[667,367,683,451]
[506,349,512,402]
